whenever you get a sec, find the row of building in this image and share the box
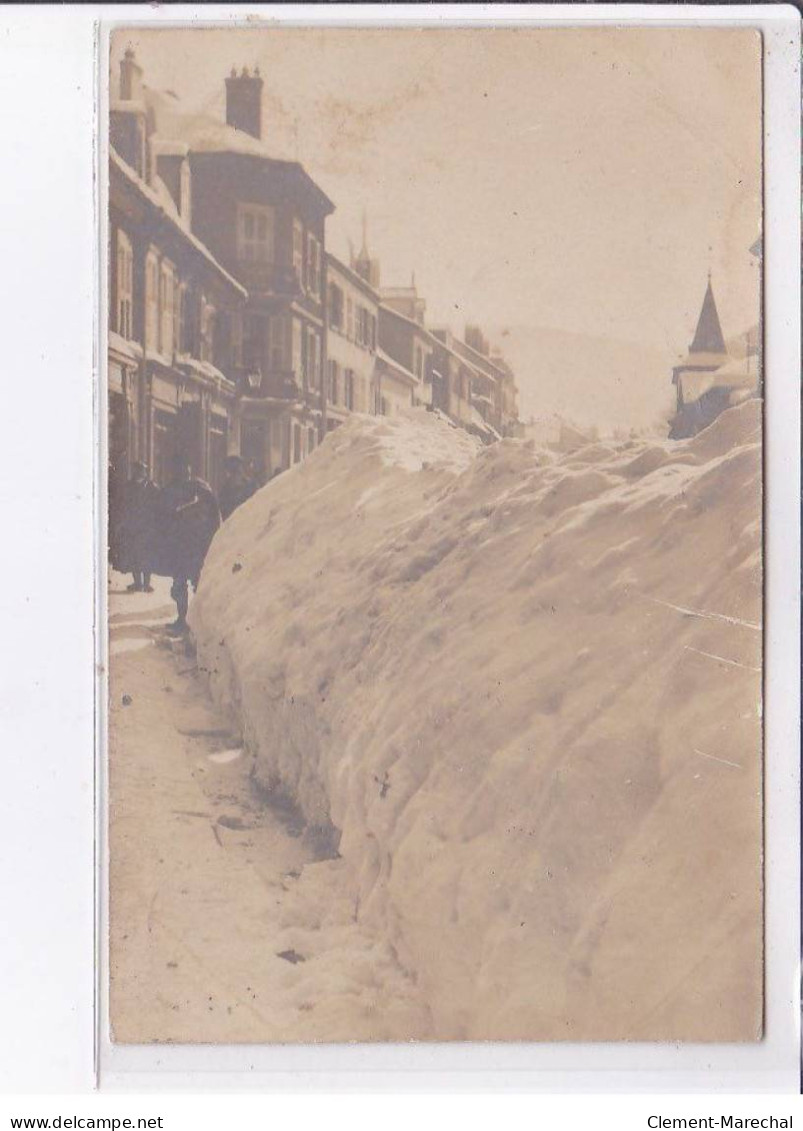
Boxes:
[108,51,521,493]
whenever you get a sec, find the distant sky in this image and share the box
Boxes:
[110,26,761,426]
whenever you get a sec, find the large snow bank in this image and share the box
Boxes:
[190,403,762,1042]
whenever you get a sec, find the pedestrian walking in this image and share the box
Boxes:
[246,459,268,489]
[114,461,160,592]
[218,455,258,521]
[155,461,220,634]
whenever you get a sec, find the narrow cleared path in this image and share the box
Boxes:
[107,575,429,1044]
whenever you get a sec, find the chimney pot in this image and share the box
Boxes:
[119,46,143,102]
[225,65,264,140]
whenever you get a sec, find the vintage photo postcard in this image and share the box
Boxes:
[105,24,763,1044]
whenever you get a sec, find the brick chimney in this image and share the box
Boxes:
[119,47,143,102]
[225,66,263,139]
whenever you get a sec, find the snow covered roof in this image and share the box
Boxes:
[452,335,503,380]
[327,252,380,303]
[430,330,478,371]
[679,360,758,403]
[175,353,236,391]
[379,304,440,352]
[143,86,259,158]
[143,85,334,214]
[674,351,728,372]
[110,148,247,298]
[703,358,760,388]
[431,329,500,384]
[375,348,418,386]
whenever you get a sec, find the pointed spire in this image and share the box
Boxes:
[354,209,371,276]
[353,209,380,288]
[689,277,726,354]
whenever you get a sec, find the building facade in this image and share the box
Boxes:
[325,253,379,426]
[489,351,522,437]
[184,71,335,476]
[430,328,475,428]
[376,303,433,415]
[453,332,502,438]
[109,56,248,495]
[108,50,523,499]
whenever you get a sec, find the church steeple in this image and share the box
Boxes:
[352,209,380,288]
[689,276,726,354]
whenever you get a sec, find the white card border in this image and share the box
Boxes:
[0,1,796,1096]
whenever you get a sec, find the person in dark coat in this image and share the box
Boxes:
[248,459,269,489]
[115,461,160,592]
[108,458,124,571]
[155,461,220,634]
[218,455,258,521]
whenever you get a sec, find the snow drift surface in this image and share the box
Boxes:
[190,404,762,1042]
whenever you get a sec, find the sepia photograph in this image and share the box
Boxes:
[105,24,763,1046]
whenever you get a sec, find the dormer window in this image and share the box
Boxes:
[237,203,274,264]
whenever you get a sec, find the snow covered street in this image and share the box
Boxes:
[109,403,763,1043]
[108,576,430,1043]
